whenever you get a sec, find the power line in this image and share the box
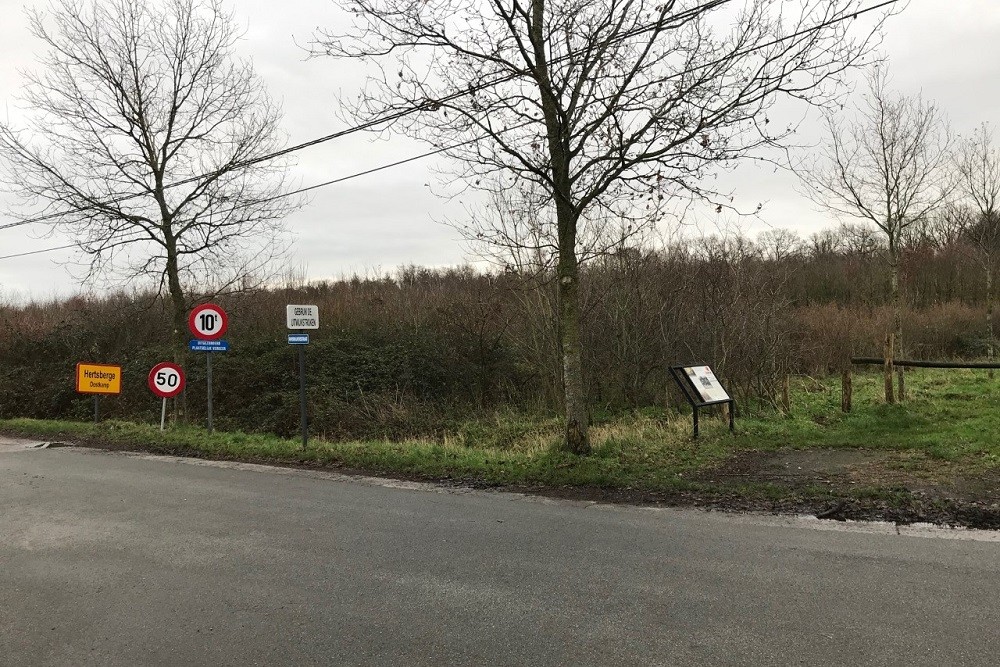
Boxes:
[0,0,886,234]
[0,139,474,261]
[0,2,714,233]
[0,119,530,260]
[0,0,899,261]
[0,243,77,260]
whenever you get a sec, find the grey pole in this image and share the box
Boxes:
[206,352,214,434]
[160,398,167,432]
[298,344,307,449]
[93,396,99,424]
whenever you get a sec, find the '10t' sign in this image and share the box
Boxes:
[286,304,319,330]
[189,303,229,341]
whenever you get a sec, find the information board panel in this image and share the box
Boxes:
[669,363,735,438]
[683,366,731,404]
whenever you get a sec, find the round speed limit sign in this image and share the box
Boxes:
[188,303,228,341]
[148,362,186,398]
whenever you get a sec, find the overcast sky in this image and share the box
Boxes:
[1,0,998,300]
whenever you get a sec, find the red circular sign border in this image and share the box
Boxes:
[188,303,229,341]
[148,362,186,398]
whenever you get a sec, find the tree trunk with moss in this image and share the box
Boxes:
[533,0,589,454]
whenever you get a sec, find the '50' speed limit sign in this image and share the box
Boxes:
[189,303,228,341]
[148,362,186,398]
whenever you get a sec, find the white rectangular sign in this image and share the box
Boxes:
[286,304,320,330]
[684,366,731,403]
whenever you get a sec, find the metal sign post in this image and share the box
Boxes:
[288,332,311,448]
[206,352,214,434]
[298,344,307,449]
[286,306,318,450]
[188,304,229,434]
[188,340,230,432]
[149,362,186,431]
[75,362,122,424]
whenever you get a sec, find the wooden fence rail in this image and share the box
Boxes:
[851,358,1000,369]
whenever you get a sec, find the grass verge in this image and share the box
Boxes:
[3,368,1000,528]
[0,414,728,492]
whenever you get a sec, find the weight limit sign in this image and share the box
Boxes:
[188,303,229,341]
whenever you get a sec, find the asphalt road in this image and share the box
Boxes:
[2,438,999,666]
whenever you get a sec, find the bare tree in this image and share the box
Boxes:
[924,203,973,250]
[0,0,300,360]
[462,177,644,276]
[838,222,884,256]
[799,67,952,402]
[807,229,845,258]
[957,123,1000,367]
[317,0,894,452]
[757,228,803,262]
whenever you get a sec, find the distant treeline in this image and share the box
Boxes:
[1,224,994,439]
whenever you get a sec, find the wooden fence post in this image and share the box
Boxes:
[884,333,895,405]
[781,375,791,415]
[842,368,852,413]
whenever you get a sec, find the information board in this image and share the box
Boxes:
[683,366,731,404]
[669,363,735,438]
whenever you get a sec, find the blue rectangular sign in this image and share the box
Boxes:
[189,339,230,352]
[288,333,310,345]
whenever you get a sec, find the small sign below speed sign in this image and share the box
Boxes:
[189,303,228,341]
[148,362,186,398]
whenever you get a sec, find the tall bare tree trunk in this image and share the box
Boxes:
[892,254,906,403]
[165,239,187,425]
[557,238,589,453]
[885,244,904,405]
[890,241,906,403]
[532,0,589,454]
[988,263,995,379]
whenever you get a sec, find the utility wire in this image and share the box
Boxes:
[0,137,482,261]
[0,120,534,261]
[0,0,900,260]
[0,243,77,260]
[0,0,894,233]
[0,0,729,233]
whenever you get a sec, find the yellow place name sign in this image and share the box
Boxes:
[76,363,122,395]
